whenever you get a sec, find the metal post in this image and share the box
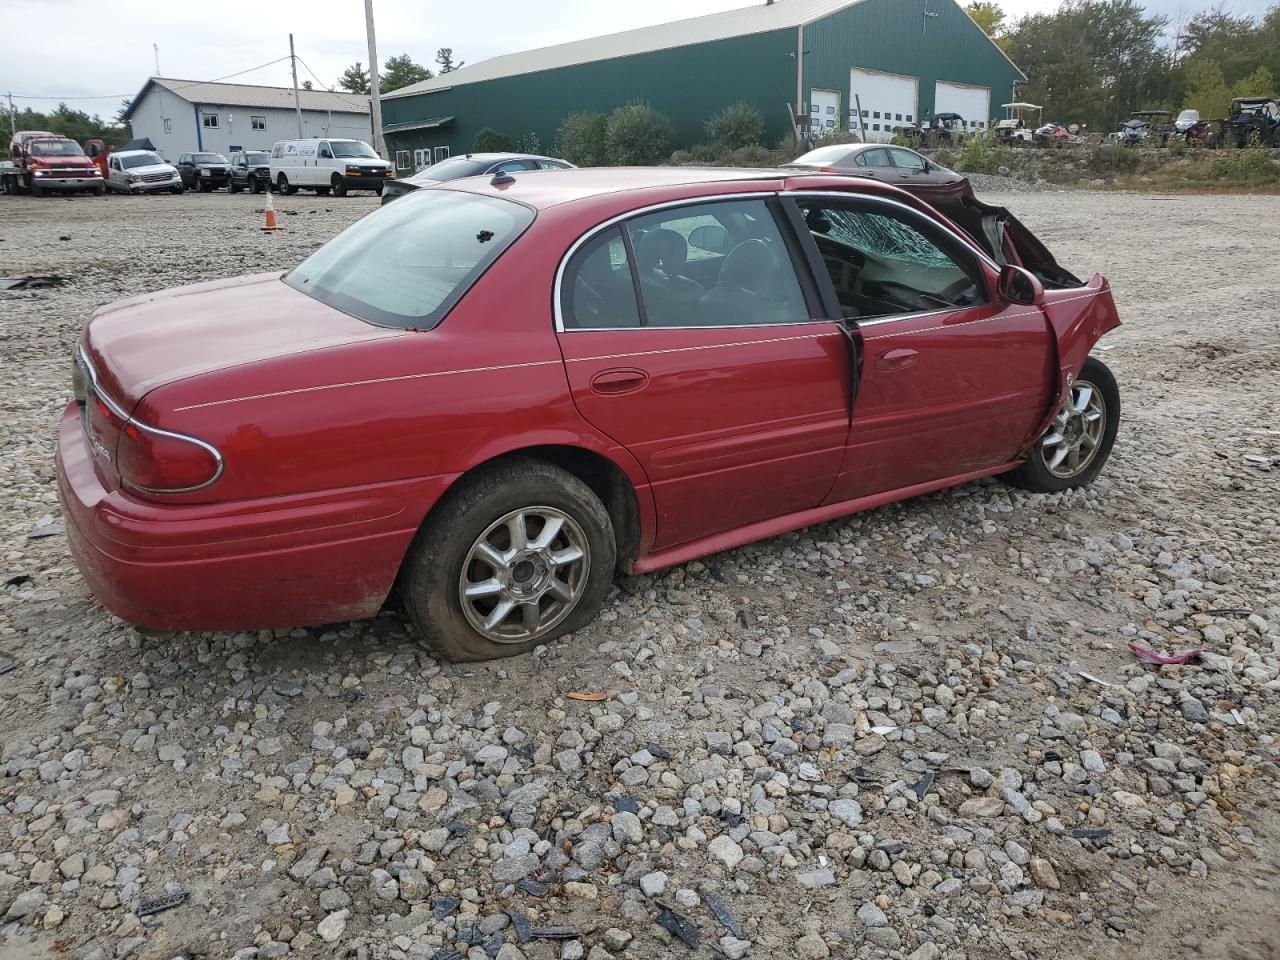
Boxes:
[795,25,804,141]
[364,0,387,158]
[7,93,16,143]
[854,94,867,142]
[153,43,161,76]
[289,34,304,138]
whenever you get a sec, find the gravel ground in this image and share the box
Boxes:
[1,189,1278,960]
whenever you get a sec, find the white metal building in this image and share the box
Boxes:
[122,78,372,160]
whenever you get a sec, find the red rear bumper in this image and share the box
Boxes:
[55,403,451,630]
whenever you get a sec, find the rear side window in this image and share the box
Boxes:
[561,228,641,329]
[285,190,534,329]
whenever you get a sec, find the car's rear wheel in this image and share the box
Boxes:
[277,174,296,195]
[1002,356,1120,494]
[401,459,616,661]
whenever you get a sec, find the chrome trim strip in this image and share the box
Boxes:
[565,330,844,364]
[172,359,563,412]
[75,344,225,494]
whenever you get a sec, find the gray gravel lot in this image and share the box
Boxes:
[1,188,1278,960]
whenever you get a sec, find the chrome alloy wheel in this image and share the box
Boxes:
[1041,379,1107,478]
[458,507,590,643]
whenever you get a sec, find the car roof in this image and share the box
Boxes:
[435,165,933,213]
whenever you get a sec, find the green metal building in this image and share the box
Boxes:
[381,0,1023,173]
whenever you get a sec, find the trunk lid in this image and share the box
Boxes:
[83,272,404,414]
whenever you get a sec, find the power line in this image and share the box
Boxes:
[8,56,294,103]
[294,56,368,110]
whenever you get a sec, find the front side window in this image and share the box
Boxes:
[286,189,533,329]
[888,148,927,171]
[794,199,987,319]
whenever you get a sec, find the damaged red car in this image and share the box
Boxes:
[57,167,1120,660]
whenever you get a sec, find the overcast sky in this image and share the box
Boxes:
[1,0,1274,120]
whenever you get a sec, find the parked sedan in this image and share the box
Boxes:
[58,168,1120,661]
[381,152,574,204]
[782,143,962,190]
[177,152,231,191]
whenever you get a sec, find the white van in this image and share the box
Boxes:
[268,139,395,197]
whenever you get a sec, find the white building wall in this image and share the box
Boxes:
[129,87,371,159]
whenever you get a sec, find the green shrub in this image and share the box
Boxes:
[513,131,542,155]
[1094,143,1139,171]
[1207,147,1280,183]
[556,111,608,166]
[472,128,513,152]
[705,102,765,150]
[604,101,673,166]
[954,135,1001,174]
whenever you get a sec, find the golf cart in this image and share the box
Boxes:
[1222,97,1280,148]
[995,102,1042,145]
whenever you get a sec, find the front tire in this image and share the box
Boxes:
[401,459,616,661]
[249,177,262,194]
[1002,356,1120,494]
[331,176,347,197]
[277,174,297,195]
[228,178,242,193]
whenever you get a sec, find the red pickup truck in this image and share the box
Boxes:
[1,131,105,196]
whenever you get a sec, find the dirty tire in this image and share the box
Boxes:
[277,174,297,195]
[401,458,616,662]
[228,179,242,193]
[1002,355,1120,494]
[93,183,105,196]
[331,176,347,198]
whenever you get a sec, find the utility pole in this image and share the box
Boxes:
[289,33,304,138]
[364,0,387,158]
[153,43,161,75]
[7,93,16,143]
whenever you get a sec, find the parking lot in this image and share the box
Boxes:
[1,188,1278,960]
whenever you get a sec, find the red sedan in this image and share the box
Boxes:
[57,168,1120,660]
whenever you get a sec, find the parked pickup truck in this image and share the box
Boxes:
[177,152,231,191]
[1,131,105,196]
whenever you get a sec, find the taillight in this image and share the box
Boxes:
[117,422,222,494]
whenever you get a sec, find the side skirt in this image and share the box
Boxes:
[629,460,1023,575]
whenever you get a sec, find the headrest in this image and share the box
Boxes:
[636,228,688,274]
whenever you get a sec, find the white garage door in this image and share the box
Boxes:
[809,89,840,135]
[849,68,918,142]
[934,82,992,133]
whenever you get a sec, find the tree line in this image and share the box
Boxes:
[968,0,1280,132]
[337,49,463,95]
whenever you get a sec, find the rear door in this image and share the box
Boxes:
[786,192,1054,499]
[555,196,854,550]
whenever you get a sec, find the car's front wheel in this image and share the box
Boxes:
[402,459,616,661]
[1003,356,1120,493]
[277,174,297,195]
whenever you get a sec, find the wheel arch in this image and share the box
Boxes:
[401,443,647,583]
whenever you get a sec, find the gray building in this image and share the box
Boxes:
[122,78,372,160]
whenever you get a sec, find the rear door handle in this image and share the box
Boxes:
[876,347,918,370]
[590,368,649,396]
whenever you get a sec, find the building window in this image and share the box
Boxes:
[873,111,880,119]
[895,113,902,121]
[434,146,450,162]
[413,148,430,169]
[163,118,172,134]
[395,150,410,169]
[872,123,880,131]
[202,113,219,129]
[250,116,266,130]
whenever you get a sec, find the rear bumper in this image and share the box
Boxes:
[55,403,454,630]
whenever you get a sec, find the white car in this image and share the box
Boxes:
[105,151,184,194]
[268,138,394,197]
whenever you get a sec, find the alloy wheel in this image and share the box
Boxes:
[1040,379,1107,478]
[458,506,590,644]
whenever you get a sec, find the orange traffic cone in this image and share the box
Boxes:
[261,190,279,232]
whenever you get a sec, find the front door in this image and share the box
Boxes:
[786,193,1054,500]
[556,197,854,550]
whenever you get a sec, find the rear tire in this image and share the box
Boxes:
[1002,356,1120,494]
[401,458,616,661]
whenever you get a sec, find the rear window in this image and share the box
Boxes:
[285,189,534,329]
[791,145,855,165]
[409,157,490,183]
